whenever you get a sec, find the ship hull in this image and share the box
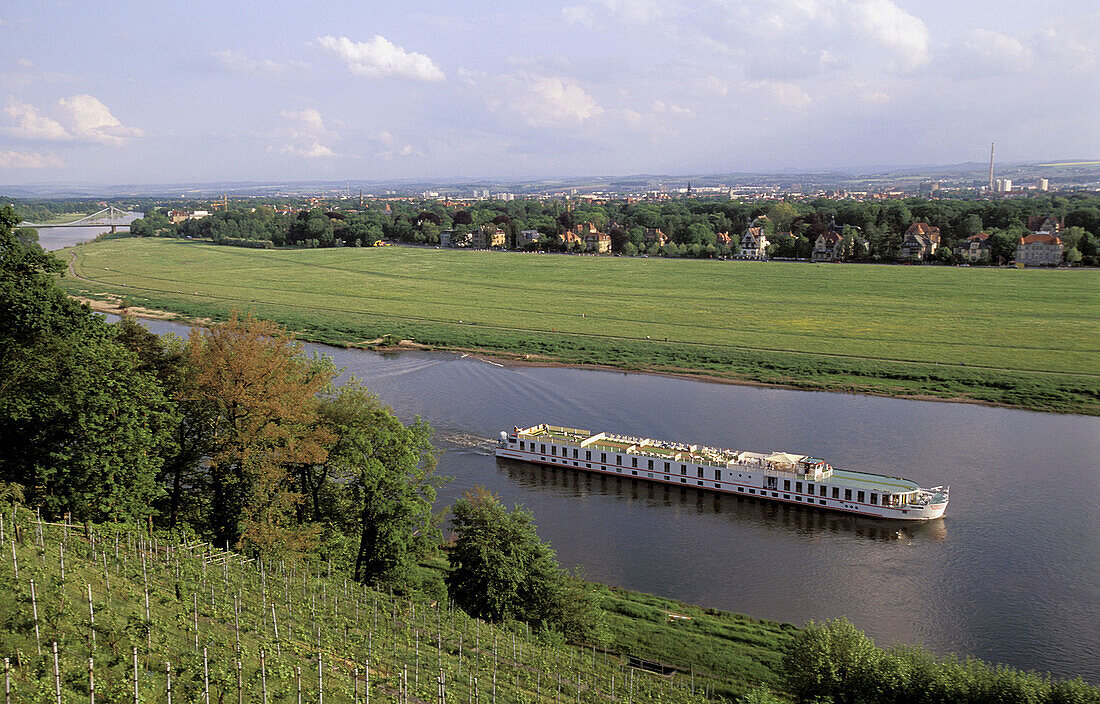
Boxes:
[497,426,947,521]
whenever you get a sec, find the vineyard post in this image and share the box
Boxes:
[193,593,199,652]
[364,659,369,704]
[353,666,358,704]
[30,579,41,655]
[102,553,110,595]
[86,583,96,648]
[260,650,268,704]
[233,595,240,653]
[166,662,172,704]
[9,541,15,578]
[88,657,95,704]
[236,660,242,704]
[296,666,302,704]
[59,542,65,581]
[318,651,324,704]
[51,642,61,704]
[271,603,280,655]
[203,647,210,704]
[3,657,8,704]
[132,646,139,704]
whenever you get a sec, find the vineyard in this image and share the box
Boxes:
[0,508,726,703]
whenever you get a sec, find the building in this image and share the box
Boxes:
[519,229,542,247]
[167,209,211,223]
[812,231,844,262]
[714,231,732,247]
[643,227,668,246]
[900,222,941,261]
[1016,233,1063,265]
[559,230,582,248]
[1026,216,1062,235]
[954,232,991,263]
[739,227,769,259]
[571,223,611,253]
[1037,178,1049,192]
[995,178,1013,193]
[473,226,506,249]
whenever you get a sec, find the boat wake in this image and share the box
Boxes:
[434,430,498,456]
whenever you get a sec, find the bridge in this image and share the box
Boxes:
[20,206,135,233]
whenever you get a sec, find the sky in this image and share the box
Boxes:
[1,0,1097,184]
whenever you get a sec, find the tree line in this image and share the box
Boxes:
[117,194,1100,264]
[0,204,596,641]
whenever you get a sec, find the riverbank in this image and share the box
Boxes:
[61,239,1100,415]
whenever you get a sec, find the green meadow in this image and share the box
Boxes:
[62,239,1100,414]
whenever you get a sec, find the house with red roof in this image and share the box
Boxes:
[954,232,991,263]
[1016,233,1063,266]
[900,222,941,261]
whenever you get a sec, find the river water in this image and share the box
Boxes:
[120,317,1100,682]
[35,213,141,251]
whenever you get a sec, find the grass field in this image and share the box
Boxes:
[61,239,1100,414]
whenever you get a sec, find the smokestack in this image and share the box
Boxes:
[988,142,995,191]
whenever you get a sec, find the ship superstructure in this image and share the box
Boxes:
[497,424,948,520]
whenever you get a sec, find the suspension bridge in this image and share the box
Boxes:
[20,205,136,233]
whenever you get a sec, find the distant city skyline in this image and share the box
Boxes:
[1,0,1097,184]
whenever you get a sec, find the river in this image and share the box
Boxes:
[117,316,1100,682]
[35,212,141,251]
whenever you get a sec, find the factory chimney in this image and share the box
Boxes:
[988,142,995,191]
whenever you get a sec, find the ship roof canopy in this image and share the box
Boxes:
[765,452,804,464]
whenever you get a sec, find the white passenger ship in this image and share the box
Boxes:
[497,424,948,520]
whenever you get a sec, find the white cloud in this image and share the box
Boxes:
[17,58,33,68]
[0,149,63,168]
[5,98,68,140]
[842,0,931,70]
[57,94,144,144]
[562,5,595,27]
[273,141,337,159]
[281,108,328,136]
[212,49,307,75]
[509,75,604,127]
[750,80,814,111]
[317,35,445,82]
[371,131,423,160]
[958,29,1035,74]
[596,0,665,24]
[652,100,693,116]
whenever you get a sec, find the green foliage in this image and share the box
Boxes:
[0,205,170,522]
[446,488,603,642]
[781,619,1099,704]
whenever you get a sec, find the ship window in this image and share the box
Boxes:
[631,471,637,476]
[870,493,878,505]
[586,463,591,468]
[648,459,653,470]
[820,500,826,505]
[833,487,840,499]
[616,455,622,466]
[540,444,546,454]
[519,441,525,450]
[648,473,653,478]
[697,481,703,486]
[573,449,578,458]
[697,467,704,477]
[601,453,606,463]
[749,488,756,494]
[783,494,790,499]
[820,486,827,497]
[574,462,578,467]
[844,489,852,501]
[586,450,591,461]
[714,483,720,488]
[551,446,557,455]
[681,478,686,484]
[783,480,791,491]
[796,482,803,493]
[632,457,638,468]
[857,491,865,503]
[772,492,778,497]
[715,470,721,481]
[664,462,670,471]
[681,465,687,475]
[807,483,813,494]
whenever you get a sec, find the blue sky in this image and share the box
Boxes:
[1,0,1097,184]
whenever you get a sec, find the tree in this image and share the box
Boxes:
[0,205,170,522]
[446,488,602,639]
[181,312,336,554]
[781,618,883,704]
[1065,247,1082,264]
[321,383,444,588]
